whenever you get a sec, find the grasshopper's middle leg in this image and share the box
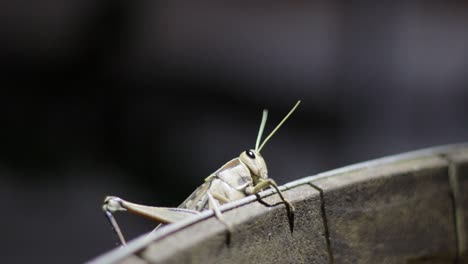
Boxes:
[207,192,233,244]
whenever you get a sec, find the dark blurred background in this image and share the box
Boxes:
[1,1,468,263]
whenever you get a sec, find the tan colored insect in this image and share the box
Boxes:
[103,101,301,245]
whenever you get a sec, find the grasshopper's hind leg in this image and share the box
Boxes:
[102,196,200,246]
[103,197,128,246]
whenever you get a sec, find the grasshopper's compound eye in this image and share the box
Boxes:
[246,150,256,159]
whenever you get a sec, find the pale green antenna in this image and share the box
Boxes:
[258,100,301,152]
[255,109,268,151]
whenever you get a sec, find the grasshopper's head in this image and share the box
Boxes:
[240,149,268,181]
[241,101,301,184]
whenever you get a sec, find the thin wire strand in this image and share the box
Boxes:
[255,109,268,151]
[258,100,301,152]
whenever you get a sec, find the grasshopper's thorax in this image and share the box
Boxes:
[239,149,268,184]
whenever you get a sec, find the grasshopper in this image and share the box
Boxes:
[103,101,301,245]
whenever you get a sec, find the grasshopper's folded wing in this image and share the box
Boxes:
[178,180,211,211]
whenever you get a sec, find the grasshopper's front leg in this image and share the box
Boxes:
[246,179,295,216]
[103,196,200,245]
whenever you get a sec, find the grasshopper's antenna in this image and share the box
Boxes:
[255,109,268,151]
[258,100,301,152]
